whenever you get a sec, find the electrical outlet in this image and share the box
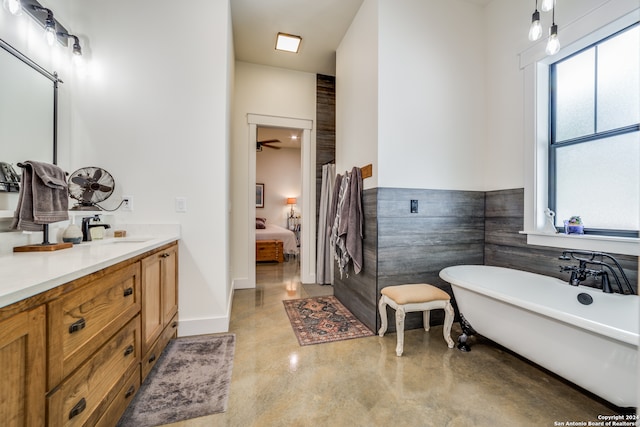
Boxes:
[122,195,133,211]
[410,199,418,213]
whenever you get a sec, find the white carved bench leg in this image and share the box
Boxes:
[443,301,455,349]
[378,295,389,337]
[395,307,406,356]
[423,309,431,332]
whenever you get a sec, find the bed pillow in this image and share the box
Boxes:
[256,217,266,229]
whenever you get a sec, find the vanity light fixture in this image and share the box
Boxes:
[3,0,22,15]
[31,5,57,46]
[275,32,302,53]
[58,32,82,56]
[528,1,542,41]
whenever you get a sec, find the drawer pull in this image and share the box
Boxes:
[124,344,135,357]
[68,318,86,334]
[160,253,170,258]
[125,385,136,399]
[172,321,178,329]
[69,397,86,420]
[148,354,156,364]
[123,287,134,297]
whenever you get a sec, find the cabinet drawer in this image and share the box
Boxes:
[94,365,140,427]
[141,313,178,381]
[47,316,140,427]
[48,263,141,388]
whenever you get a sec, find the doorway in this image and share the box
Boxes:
[247,114,315,286]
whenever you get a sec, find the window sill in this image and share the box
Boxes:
[520,230,640,256]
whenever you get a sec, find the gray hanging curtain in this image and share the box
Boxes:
[316,163,335,284]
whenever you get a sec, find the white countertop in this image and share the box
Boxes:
[0,231,180,309]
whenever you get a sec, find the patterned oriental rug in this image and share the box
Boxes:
[117,334,235,427]
[283,296,375,346]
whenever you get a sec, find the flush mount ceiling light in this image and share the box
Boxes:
[275,32,302,53]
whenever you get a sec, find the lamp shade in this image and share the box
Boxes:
[286,198,297,205]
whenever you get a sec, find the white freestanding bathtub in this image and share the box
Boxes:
[439,265,639,408]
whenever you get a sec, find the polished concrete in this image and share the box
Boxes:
[168,259,625,426]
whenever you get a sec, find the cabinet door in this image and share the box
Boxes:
[0,306,46,427]
[141,253,163,356]
[161,244,178,326]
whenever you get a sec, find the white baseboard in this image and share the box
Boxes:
[177,287,235,336]
[233,276,255,289]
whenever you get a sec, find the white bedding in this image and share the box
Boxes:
[256,224,298,254]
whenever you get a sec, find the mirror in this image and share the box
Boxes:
[0,38,58,215]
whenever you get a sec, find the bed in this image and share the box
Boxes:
[256,223,298,256]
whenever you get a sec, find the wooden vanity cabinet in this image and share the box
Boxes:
[0,240,178,426]
[0,306,46,427]
[140,243,178,380]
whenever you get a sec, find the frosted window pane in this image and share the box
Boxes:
[555,49,595,141]
[597,26,640,132]
[556,132,640,230]
[555,132,640,230]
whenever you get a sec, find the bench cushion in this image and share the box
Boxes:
[381,284,450,305]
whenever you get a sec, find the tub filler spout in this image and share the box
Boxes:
[559,250,634,294]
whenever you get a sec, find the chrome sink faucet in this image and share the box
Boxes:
[559,250,634,294]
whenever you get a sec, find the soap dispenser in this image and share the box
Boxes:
[62,218,83,244]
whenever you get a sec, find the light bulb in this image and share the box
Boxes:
[545,24,561,55]
[45,25,56,46]
[3,0,21,15]
[541,0,554,12]
[528,10,542,41]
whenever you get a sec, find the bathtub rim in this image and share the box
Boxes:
[439,265,639,347]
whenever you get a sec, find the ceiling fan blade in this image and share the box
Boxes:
[257,139,281,144]
[262,144,281,149]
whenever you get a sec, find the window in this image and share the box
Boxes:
[548,24,639,237]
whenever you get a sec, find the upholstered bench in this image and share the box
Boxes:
[378,284,455,356]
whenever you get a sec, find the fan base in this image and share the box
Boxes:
[70,204,101,211]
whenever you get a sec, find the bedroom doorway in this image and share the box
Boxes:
[247,114,315,286]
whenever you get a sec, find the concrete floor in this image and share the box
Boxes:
[169,259,625,427]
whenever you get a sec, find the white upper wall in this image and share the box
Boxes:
[336,0,378,189]
[378,0,486,190]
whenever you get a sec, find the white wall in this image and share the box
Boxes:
[377,0,486,191]
[230,61,316,287]
[256,147,302,228]
[10,0,235,335]
[336,0,379,190]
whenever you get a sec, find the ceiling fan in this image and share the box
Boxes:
[257,139,281,151]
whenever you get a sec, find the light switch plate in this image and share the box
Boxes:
[175,197,187,213]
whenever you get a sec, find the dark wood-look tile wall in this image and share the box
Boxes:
[484,188,638,293]
[333,187,638,335]
[315,74,336,239]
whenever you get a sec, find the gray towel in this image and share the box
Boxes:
[12,161,69,231]
[345,166,363,274]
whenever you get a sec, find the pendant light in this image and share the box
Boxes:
[528,1,542,41]
[541,0,554,12]
[545,5,561,55]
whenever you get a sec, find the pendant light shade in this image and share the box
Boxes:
[3,0,22,15]
[541,0,554,12]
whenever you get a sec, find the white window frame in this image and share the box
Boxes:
[520,3,640,257]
